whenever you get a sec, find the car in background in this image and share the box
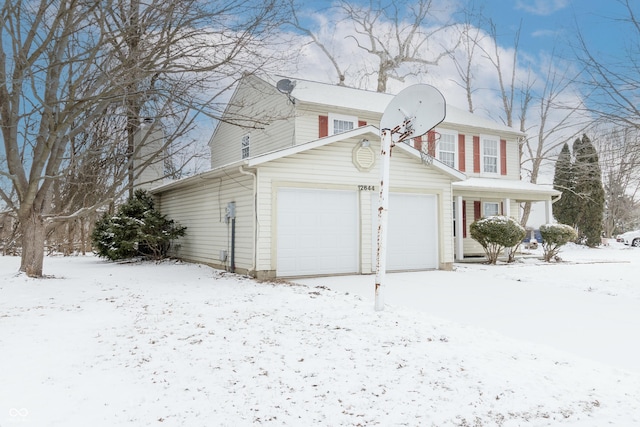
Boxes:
[618,229,640,247]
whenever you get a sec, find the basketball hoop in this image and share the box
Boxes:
[420,150,434,165]
[415,131,441,166]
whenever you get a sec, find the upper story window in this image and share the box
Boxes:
[241,134,250,159]
[482,137,499,174]
[437,132,456,168]
[329,114,357,135]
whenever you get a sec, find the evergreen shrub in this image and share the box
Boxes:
[539,223,577,262]
[92,190,186,261]
[470,216,526,264]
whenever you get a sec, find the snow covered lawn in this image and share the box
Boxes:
[1,244,639,426]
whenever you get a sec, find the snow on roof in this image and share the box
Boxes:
[264,75,523,136]
[453,177,560,197]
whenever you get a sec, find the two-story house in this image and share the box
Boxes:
[151,74,559,279]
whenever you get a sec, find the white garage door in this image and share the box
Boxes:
[277,188,359,276]
[372,193,438,270]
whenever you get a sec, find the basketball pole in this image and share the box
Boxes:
[375,83,446,312]
[374,128,392,311]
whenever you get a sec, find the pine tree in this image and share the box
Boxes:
[573,134,605,247]
[92,190,186,260]
[552,142,577,227]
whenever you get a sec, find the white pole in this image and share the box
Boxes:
[375,128,392,311]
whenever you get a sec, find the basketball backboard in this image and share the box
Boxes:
[380,84,446,143]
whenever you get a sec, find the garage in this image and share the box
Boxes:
[277,188,359,276]
[372,193,439,270]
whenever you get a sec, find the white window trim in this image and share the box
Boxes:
[480,134,500,176]
[483,201,500,217]
[329,113,358,135]
[435,129,458,169]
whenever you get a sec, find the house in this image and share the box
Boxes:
[151,74,559,278]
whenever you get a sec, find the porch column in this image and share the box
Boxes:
[503,197,511,218]
[455,195,464,260]
[545,199,553,224]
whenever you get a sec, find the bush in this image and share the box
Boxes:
[92,190,186,261]
[539,223,577,262]
[470,216,526,264]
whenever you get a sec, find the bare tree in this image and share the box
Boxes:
[593,126,640,235]
[449,8,486,113]
[285,1,348,86]
[519,56,589,225]
[287,0,456,92]
[0,0,288,277]
[476,19,526,128]
[574,0,640,129]
[342,0,457,92]
[571,0,640,230]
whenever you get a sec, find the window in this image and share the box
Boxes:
[483,202,500,217]
[482,137,498,173]
[241,134,250,159]
[329,114,357,135]
[438,132,456,168]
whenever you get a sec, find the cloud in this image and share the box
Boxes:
[531,29,561,38]
[515,0,570,16]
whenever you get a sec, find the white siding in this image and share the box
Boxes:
[157,172,255,273]
[255,137,455,276]
[294,104,382,144]
[210,77,295,169]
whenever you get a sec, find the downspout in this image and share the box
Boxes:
[239,165,257,276]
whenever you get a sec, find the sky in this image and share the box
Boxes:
[481,0,625,59]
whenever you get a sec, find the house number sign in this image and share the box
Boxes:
[358,185,375,191]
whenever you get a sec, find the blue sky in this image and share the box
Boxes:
[481,0,627,59]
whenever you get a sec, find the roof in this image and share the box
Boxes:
[453,177,561,200]
[263,75,524,137]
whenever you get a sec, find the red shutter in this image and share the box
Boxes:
[358,120,367,127]
[473,136,480,173]
[458,134,466,171]
[319,115,328,138]
[427,131,436,157]
[474,201,482,220]
[500,139,507,175]
[462,200,467,238]
[414,135,423,151]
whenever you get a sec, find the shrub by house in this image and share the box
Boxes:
[92,190,186,261]
[470,216,526,264]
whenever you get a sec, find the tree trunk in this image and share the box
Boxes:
[80,217,87,255]
[520,201,532,226]
[20,209,46,277]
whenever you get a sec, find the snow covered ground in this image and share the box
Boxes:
[1,243,639,426]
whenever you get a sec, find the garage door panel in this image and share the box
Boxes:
[372,193,438,270]
[277,188,358,276]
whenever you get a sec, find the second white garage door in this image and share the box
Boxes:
[372,193,438,270]
[277,188,359,277]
